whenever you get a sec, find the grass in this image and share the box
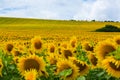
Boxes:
[1,17,120,31]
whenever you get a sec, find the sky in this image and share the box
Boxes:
[0,0,120,21]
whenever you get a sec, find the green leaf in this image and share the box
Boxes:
[97,71,105,77]
[59,68,72,78]
[77,76,86,80]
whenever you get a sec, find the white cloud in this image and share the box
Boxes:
[0,0,120,21]
[73,0,120,21]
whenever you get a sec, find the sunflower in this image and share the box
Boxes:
[102,56,120,78]
[114,35,120,45]
[31,36,42,51]
[4,42,14,54]
[69,36,77,48]
[56,59,79,80]
[17,44,26,53]
[58,47,62,55]
[94,40,117,61]
[0,59,3,77]
[82,41,94,52]
[24,69,38,80]
[17,54,46,76]
[69,57,90,76]
[60,42,68,49]
[88,53,99,69]
[61,48,74,59]
[48,43,56,53]
[47,53,60,65]
[13,56,19,64]
[11,49,22,57]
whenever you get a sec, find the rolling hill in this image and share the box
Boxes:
[0,17,120,31]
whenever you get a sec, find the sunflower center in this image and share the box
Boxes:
[34,41,42,49]
[74,61,86,72]
[91,55,98,66]
[85,44,93,51]
[103,45,116,57]
[116,40,120,45]
[50,46,55,53]
[58,48,62,54]
[64,50,73,59]
[14,51,21,56]
[71,41,76,48]
[78,64,86,72]
[109,62,120,71]
[24,59,40,71]
[6,44,13,52]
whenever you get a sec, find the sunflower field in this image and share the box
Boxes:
[1,17,120,80]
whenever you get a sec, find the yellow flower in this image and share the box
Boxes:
[60,42,68,49]
[56,59,79,80]
[47,53,60,65]
[24,69,38,80]
[69,36,77,48]
[17,44,26,53]
[31,36,42,51]
[114,35,120,45]
[13,56,19,64]
[17,54,46,76]
[94,40,116,61]
[11,49,22,57]
[102,56,120,78]
[4,42,14,54]
[61,48,74,59]
[47,43,56,53]
[88,53,99,69]
[82,41,94,52]
[69,57,90,76]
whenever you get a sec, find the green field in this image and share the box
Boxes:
[0,17,120,31]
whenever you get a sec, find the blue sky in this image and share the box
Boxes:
[0,0,120,21]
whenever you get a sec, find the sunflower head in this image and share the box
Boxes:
[13,56,19,64]
[61,42,68,49]
[114,35,120,45]
[69,57,89,76]
[48,43,56,53]
[17,44,26,53]
[61,48,74,59]
[58,48,62,55]
[4,42,14,53]
[12,49,22,57]
[70,36,77,48]
[17,55,46,76]
[88,53,98,68]
[102,57,120,78]
[47,54,60,65]
[31,36,42,51]
[82,41,94,52]
[95,40,116,61]
[56,59,79,80]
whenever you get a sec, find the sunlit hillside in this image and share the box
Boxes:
[0,17,120,31]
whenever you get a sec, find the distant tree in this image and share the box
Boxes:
[91,20,95,22]
[95,25,120,32]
